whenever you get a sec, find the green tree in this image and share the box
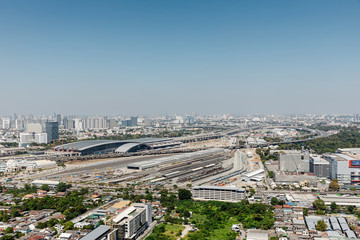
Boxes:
[249,188,255,197]
[330,202,337,212]
[315,220,327,231]
[270,197,279,206]
[347,205,356,214]
[303,208,309,216]
[57,182,71,192]
[4,227,13,234]
[145,193,153,202]
[268,171,274,178]
[64,221,74,231]
[15,232,25,238]
[40,184,50,191]
[134,195,141,203]
[178,189,192,200]
[183,210,191,218]
[313,199,326,211]
[37,222,48,229]
[329,179,340,191]
[1,235,14,240]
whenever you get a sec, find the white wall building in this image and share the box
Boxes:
[20,132,48,145]
[26,123,43,133]
[112,203,152,239]
[325,154,360,185]
[2,118,10,129]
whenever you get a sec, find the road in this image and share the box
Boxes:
[178,225,191,240]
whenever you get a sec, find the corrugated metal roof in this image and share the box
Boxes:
[81,225,110,240]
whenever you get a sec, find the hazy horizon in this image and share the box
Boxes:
[1,0,360,115]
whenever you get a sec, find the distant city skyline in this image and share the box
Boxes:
[1,0,360,115]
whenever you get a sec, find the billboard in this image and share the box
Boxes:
[350,160,360,167]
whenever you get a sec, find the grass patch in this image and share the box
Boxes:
[164,223,185,239]
[209,217,238,240]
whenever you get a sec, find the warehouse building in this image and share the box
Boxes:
[31,180,59,189]
[319,194,360,207]
[241,169,265,182]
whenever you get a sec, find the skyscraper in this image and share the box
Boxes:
[56,114,62,126]
[46,122,59,143]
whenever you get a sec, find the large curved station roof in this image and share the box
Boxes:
[54,138,170,152]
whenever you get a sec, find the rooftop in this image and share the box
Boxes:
[81,225,110,240]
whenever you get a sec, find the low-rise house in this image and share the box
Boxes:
[23,194,35,200]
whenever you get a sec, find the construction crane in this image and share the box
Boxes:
[106,217,115,240]
[288,150,303,174]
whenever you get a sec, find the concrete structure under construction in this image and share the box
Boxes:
[309,156,330,178]
[279,150,310,172]
[193,185,246,202]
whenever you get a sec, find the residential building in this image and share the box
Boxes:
[112,203,151,240]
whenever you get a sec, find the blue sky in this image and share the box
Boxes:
[1,0,359,115]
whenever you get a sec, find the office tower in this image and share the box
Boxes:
[130,117,138,126]
[46,122,59,143]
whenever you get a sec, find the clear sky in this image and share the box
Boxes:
[1,0,359,115]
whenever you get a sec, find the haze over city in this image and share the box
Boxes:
[1,0,360,115]
[1,2,360,240]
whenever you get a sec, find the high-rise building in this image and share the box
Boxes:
[26,123,43,134]
[2,118,10,129]
[64,118,74,130]
[130,117,138,127]
[56,114,62,126]
[46,122,59,143]
[122,117,138,127]
[108,118,117,129]
[74,119,84,131]
[15,119,24,130]
[186,116,195,125]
